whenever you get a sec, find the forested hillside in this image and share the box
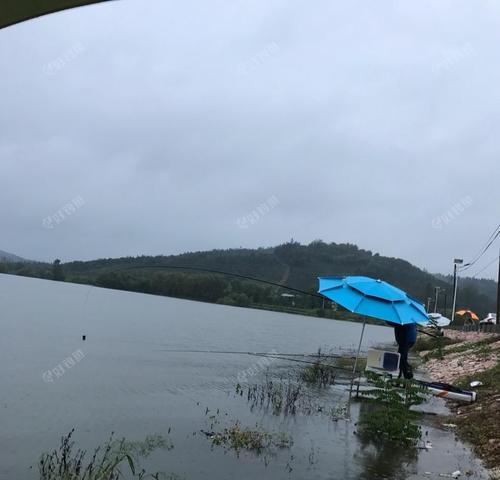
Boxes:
[0,249,27,263]
[1,240,495,319]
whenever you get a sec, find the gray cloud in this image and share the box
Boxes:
[1,0,499,278]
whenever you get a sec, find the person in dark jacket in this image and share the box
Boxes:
[394,323,417,379]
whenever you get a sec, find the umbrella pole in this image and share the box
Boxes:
[348,317,366,412]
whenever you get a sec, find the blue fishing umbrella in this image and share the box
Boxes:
[318,276,428,391]
[318,276,429,325]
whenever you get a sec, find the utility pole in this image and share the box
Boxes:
[434,286,440,313]
[427,297,432,311]
[443,290,448,318]
[451,258,463,324]
[496,248,500,326]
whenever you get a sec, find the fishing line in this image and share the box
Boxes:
[107,264,438,331]
[79,263,440,338]
[155,349,361,373]
[155,348,356,358]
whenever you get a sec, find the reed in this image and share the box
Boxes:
[38,429,172,480]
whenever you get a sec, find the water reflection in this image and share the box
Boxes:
[355,401,418,480]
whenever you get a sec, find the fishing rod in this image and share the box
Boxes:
[101,263,441,337]
[113,264,324,298]
[156,349,361,372]
[417,328,441,338]
[156,348,358,358]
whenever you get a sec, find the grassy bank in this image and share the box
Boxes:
[455,363,500,475]
[418,330,500,476]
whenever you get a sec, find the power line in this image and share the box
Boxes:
[469,256,499,279]
[470,223,500,258]
[460,233,499,273]
[459,224,500,273]
[459,224,500,270]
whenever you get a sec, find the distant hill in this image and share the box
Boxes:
[60,242,457,299]
[0,249,27,263]
[1,241,495,319]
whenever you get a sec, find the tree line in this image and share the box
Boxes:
[0,240,495,320]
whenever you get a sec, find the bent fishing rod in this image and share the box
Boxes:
[106,263,441,338]
[114,263,324,299]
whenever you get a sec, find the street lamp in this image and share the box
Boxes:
[451,258,464,323]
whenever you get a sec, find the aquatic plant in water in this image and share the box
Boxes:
[236,374,348,420]
[329,402,349,421]
[358,371,429,446]
[296,348,366,387]
[38,429,173,480]
[236,377,307,416]
[299,359,337,387]
[204,421,293,456]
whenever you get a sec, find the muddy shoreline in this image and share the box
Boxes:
[417,329,500,479]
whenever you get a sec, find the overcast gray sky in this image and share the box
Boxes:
[1,0,499,278]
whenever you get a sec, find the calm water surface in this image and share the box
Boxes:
[0,274,488,479]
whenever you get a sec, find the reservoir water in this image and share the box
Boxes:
[0,274,488,479]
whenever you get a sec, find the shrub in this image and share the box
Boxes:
[358,371,428,446]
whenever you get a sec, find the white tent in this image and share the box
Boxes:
[480,313,497,324]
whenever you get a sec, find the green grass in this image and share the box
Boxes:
[453,363,500,468]
[436,335,500,357]
[456,361,500,391]
[38,430,172,480]
[414,334,500,361]
[413,334,458,352]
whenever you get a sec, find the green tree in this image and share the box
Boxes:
[52,259,65,281]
